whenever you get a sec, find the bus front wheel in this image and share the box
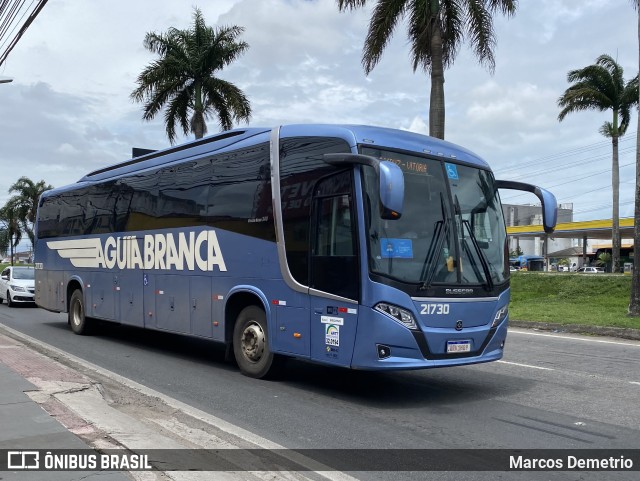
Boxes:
[233,306,276,378]
[69,289,92,335]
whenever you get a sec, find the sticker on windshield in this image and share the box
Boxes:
[381,238,413,259]
[445,163,459,180]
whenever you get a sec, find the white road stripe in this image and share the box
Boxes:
[497,360,554,371]
[630,381,640,386]
[509,329,640,347]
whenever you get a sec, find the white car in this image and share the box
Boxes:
[0,266,36,306]
[577,266,604,274]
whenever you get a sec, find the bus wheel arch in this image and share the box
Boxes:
[66,279,83,314]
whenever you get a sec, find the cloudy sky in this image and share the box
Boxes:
[0,0,638,228]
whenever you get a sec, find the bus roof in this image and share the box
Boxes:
[280,124,490,169]
[57,124,489,192]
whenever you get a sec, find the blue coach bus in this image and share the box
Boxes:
[34,125,557,378]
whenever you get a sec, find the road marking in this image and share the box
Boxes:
[630,381,640,386]
[497,360,554,371]
[509,329,640,347]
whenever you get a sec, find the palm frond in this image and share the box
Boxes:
[363,0,406,74]
[599,121,615,138]
[164,88,192,144]
[337,0,368,11]
[486,0,517,16]
[465,0,496,72]
[621,74,639,108]
[437,0,464,69]
[201,77,251,131]
[557,86,613,121]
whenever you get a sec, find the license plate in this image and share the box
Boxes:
[447,340,471,354]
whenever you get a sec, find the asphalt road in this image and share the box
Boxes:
[1,303,639,480]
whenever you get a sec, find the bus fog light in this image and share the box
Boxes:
[377,344,391,359]
[375,303,418,330]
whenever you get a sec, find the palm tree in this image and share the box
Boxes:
[8,177,53,246]
[131,8,252,144]
[629,0,640,316]
[558,55,638,276]
[596,252,612,273]
[0,203,22,266]
[336,0,517,139]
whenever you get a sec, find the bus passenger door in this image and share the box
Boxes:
[309,171,360,367]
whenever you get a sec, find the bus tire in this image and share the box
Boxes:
[69,289,92,335]
[233,305,276,379]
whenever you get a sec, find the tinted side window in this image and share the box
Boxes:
[157,160,210,229]
[119,169,158,231]
[36,142,274,241]
[59,191,88,236]
[37,196,61,238]
[279,137,351,285]
[85,182,117,234]
[209,142,274,241]
[37,182,116,238]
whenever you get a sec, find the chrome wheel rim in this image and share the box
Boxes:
[72,299,83,327]
[240,321,265,363]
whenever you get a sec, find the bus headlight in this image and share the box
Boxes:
[492,306,508,328]
[375,303,418,330]
[10,285,26,292]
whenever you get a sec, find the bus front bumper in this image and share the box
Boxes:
[350,308,508,370]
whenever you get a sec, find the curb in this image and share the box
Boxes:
[510,320,640,341]
[0,324,359,481]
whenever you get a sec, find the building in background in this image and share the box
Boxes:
[503,203,576,257]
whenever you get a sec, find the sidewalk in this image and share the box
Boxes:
[0,360,131,481]
[0,328,347,481]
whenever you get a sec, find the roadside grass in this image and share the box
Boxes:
[0,263,33,271]
[510,272,640,329]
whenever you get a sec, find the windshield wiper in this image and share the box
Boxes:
[419,193,450,291]
[456,196,494,291]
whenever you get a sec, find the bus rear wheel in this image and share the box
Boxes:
[233,306,276,379]
[69,289,92,335]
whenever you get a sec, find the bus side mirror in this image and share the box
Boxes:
[323,154,404,220]
[496,180,558,234]
[379,161,404,220]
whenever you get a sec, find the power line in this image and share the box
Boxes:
[0,0,48,67]
[0,0,31,53]
[495,133,636,176]
[501,161,635,202]
[503,145,635,181]
[572,200,634,215]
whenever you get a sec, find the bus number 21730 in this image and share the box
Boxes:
[420,304,450,315]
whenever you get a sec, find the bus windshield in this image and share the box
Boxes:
[361,147,508,291]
